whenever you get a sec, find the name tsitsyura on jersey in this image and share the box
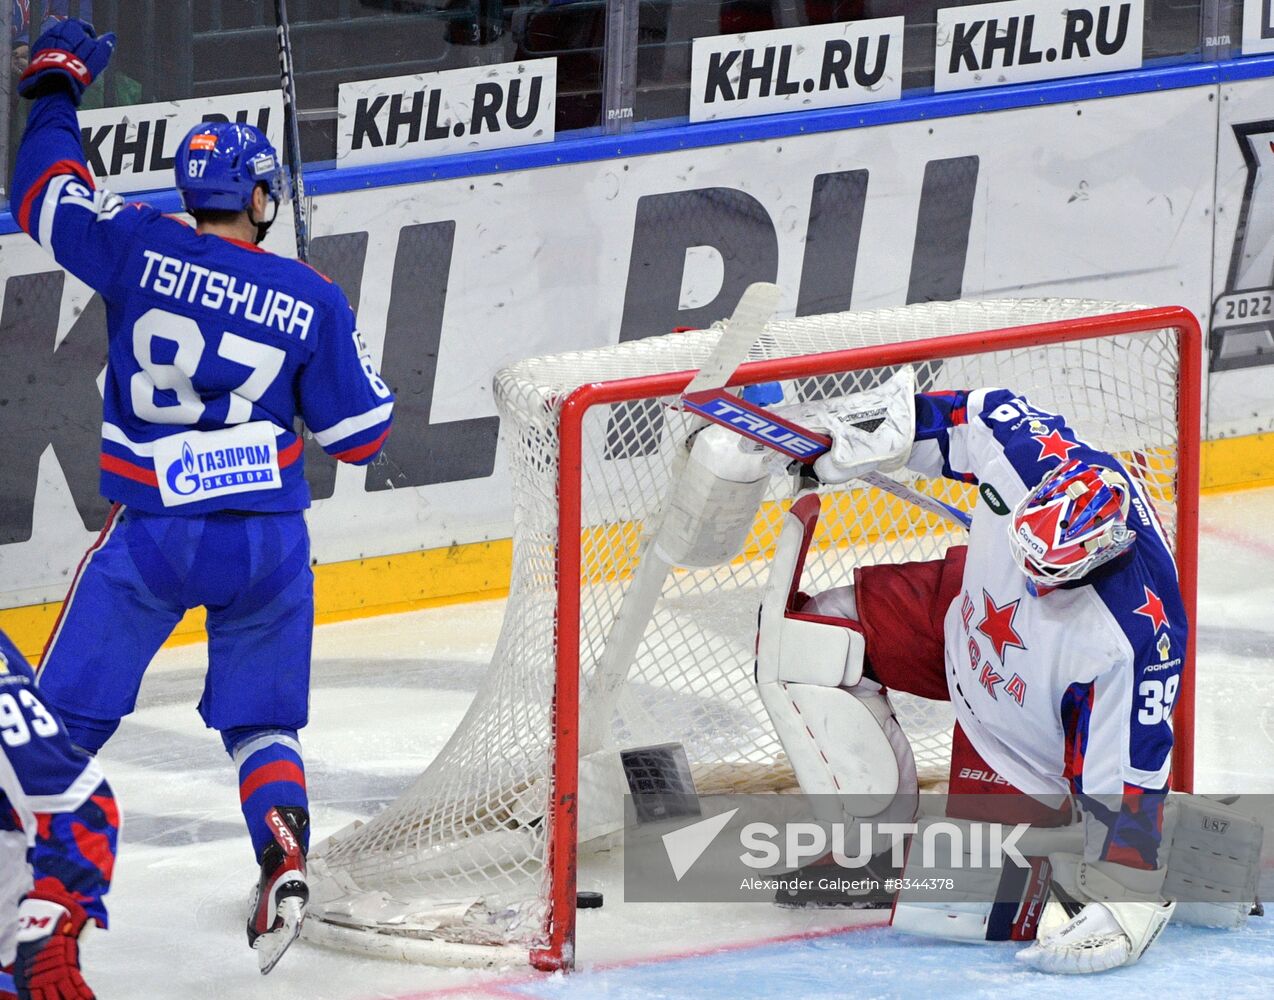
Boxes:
[139,249,316,340]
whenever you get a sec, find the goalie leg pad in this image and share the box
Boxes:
[892,817,1082,943]
[757,494,867,690]
[1162,794,1264,928]
[757,492,916,818]
[758,680,915,815]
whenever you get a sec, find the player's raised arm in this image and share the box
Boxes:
[11,18,143,296]
[297,300,395,466]
[909,387,1107,490]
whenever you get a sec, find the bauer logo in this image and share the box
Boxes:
[689,18,903,123]
[77,91,283,195]
[153,423,282,508]
[934,1,1144,94]
[337,59,556,168]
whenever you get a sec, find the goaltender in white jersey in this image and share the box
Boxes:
[684,367,1261,974]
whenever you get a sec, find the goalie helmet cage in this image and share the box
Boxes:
[306,299,1201,974]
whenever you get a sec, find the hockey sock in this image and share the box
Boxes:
[54,709,120,756]
[224,728,309,861]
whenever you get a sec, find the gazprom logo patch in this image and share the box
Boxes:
[166,442,201,497]
[166,443,275,492]
[154,423,282,508]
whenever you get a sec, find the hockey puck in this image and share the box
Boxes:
[576,891,604,909]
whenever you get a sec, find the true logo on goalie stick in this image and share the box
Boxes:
[683,393,829,459]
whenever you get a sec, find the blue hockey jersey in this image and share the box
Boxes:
[0,630,118,928]
[12,91,394,515]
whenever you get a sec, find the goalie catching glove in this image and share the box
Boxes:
[1016,855,1174,975]
[792,366,916,484]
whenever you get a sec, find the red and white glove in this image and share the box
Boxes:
[13,893,94,1000]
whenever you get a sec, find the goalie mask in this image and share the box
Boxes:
[1009,458,1136,596]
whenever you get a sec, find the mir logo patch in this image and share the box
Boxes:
[979,482,1009,515]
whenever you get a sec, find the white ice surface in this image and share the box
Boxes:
[77,487,1274,999]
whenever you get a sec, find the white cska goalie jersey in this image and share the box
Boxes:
[907,389,1187,808]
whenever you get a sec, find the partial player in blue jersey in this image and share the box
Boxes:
[13,19,394,973]
[0,629,119,1000]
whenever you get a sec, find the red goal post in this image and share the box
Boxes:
[540,304,1202,970]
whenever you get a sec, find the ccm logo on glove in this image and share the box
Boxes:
[24,50,92,85]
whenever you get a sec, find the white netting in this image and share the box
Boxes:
[306,298,1183,962]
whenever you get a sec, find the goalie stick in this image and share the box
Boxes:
[273,0,309,261]
[683,387,973,529]
[578,282,781,755]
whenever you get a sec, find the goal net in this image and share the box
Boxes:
[304,298,1200,970]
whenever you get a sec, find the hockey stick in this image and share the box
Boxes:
[578,283,781,756]
[683,387,973,530]
[273,0,309,261]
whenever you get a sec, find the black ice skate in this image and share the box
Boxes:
[247,805,310,975]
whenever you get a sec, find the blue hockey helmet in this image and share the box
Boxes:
[175,121,289,218]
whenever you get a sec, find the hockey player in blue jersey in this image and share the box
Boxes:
[13,18,394,973]
[0,629,119,1000]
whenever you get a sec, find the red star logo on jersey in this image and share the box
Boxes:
[1134,586,1169,632]
[976,591,1027,661]
[1033,429,1077,462]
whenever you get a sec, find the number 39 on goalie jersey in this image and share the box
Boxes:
[12,91,394,515]
[909,389,1188,834]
